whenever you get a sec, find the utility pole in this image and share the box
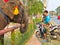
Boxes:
[43,0,46,10]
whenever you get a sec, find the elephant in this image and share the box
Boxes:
[0,0,28,45]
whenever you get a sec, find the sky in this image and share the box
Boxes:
[46,0,60,11]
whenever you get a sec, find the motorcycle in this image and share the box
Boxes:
[36,23,60,41]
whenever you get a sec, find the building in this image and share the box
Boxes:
[49,11,56,16]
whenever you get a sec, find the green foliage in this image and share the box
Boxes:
[56,6,60,11]
[56,6,60,15]
[0,40,2,45]
[36,18,41,23]
[28,1,43,15]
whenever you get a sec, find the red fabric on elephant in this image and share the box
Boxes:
[3,0,9,3]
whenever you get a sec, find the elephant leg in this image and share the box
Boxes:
[0,35,4,45]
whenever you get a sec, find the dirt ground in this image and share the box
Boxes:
[26,32,42,45]
[26,31,60,45]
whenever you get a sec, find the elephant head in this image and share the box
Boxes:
[0,0,28,33]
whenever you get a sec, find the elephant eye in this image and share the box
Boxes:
[8,1,16,7]
[8,1,16,12]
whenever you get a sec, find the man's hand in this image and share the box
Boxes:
[42,23,46,26]
[42,23,49,26]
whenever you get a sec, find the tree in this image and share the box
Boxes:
[56,6,60,15]
[28,0,43,15]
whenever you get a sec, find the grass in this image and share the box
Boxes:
[0,41,2,45]
[4,18,36,45]
[42,40,60,45]
[18,23,36,45]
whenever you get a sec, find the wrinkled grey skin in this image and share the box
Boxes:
[0,0,28,45]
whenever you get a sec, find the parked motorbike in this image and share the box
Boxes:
[36,23,60,41]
